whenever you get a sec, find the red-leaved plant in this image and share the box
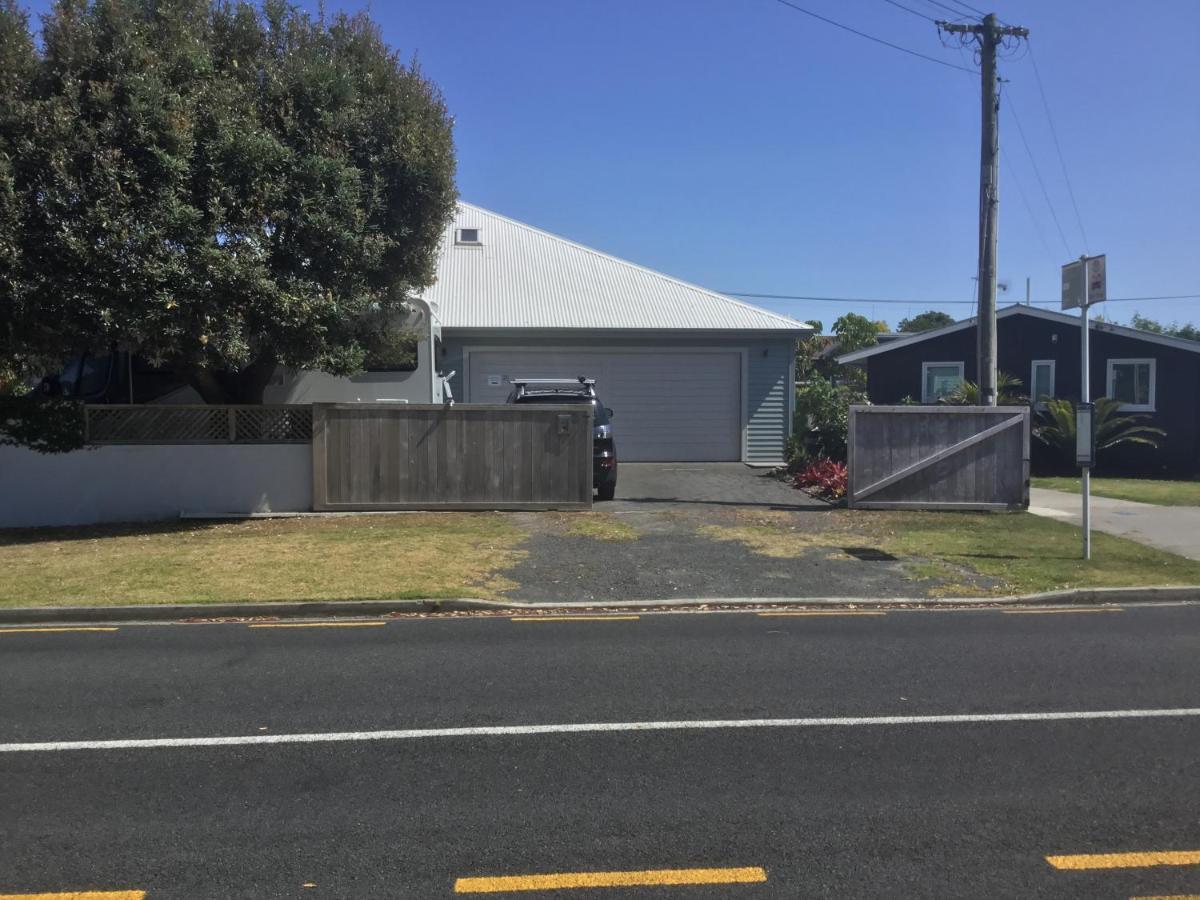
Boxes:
[793,457,848,502]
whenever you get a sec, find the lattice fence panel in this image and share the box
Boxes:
[85,405,311,444]
[234,407,311,443]
[86,407,229,443]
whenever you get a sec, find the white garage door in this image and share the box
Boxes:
[467,350,742,461]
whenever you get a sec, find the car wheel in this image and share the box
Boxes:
[597,482,616,502]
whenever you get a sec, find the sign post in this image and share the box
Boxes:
[1062,254,1105,560]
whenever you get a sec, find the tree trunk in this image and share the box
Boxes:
[184,352,278,404]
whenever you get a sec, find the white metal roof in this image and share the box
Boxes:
[420,203,809,332]
[836,304,1200,364]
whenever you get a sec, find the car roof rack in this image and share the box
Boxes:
[509,376,596,399]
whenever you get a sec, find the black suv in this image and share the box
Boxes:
[506,377,618,501]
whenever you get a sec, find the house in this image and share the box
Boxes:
[836,305,1200,476]
[272,203,809,463]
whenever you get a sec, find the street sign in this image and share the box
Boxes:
[1061,260,1084,309]
[1086,254,1106,303]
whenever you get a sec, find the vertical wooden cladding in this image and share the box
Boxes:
[848,406,1030,511]
[311,404,593,511]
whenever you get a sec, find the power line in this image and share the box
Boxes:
[943,0,989,18]
[722,292,1200,305]
[1005,88,1074,258]
[772,0,976,75]
[881,0,938,23]
[1028,41,1090,253]
[922,0,980,20]
[1001,146,1055,260]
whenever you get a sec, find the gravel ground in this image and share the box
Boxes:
[505,505,993,602]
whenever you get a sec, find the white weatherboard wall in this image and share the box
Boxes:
[0,444,311,528]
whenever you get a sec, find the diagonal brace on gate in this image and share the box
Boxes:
[854,413,1026,501]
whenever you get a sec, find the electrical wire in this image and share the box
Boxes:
[922,0,980,20]
[1005,88,1075,258]
[881,0,939,23]
[1028,41,1090,253]
[721,292,1200,306]
[1002,145,1056,261]
[942,0,989,18]
[772,0,976,74]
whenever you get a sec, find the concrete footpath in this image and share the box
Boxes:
[1029,487,1200,560]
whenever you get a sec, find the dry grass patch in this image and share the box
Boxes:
[0,513,528,607]
[557,513,639,542]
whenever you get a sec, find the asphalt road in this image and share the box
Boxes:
[2,605,1199,898]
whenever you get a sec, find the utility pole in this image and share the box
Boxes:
[939,14,1029,406]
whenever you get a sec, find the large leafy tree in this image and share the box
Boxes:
[898,310,955,333]
[0,0,456,403]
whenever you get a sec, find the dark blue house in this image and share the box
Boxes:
[837,305,1200,476]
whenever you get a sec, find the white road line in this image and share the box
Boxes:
[3,708,1199,753]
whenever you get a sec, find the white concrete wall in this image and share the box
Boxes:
[0,444,312,529]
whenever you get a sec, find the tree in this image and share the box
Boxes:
[0,0,457,404]
[1034,397,1165,467]
[832,313,885,355]
[944,372,1026,406]
[898,310,955,333]
[1129,314,1200,342]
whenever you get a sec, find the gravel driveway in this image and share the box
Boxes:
[504,464,986,602]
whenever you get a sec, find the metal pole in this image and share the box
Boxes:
[976,14,1000,407]
[1080,255,1090,560]
[1025,276,1031,306]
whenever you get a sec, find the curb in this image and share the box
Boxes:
[1,586,1197,625]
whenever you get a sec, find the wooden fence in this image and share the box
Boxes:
[85,405,311,444]
[847,405,1029,510]
[312,403,593,511]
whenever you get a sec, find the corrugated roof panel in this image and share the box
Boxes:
[422,203,808,332]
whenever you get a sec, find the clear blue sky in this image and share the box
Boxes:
[25,0,1200,330]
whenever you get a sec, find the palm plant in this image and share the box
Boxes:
[944,372,1027,406]
[1034,397,1165,465]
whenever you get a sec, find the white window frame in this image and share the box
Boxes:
[1106,358,1156,412]
[1030,359,1056,408]
[455,227,482,245]
[921,361,965,404]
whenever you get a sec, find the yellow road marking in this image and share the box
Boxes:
[509,616,640,622]
[0,627,119,634]
[0,892,146,899]
[246,621,387,629]
[758,610,885,617]
[1131,895,1200,899]
[1003,608,1122,615]
[454,866,767,893]
[1046,849,1200,870]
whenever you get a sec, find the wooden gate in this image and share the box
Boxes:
[848,406,1029,510]
[312,403,593,511]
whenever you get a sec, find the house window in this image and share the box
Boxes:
[1107,358,1155,411]
[922,361,964,403]
[455,227,481,245]
[1030,359,1056,407]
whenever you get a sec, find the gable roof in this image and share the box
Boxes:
[836,304,1200,364]
[421,203,809,332]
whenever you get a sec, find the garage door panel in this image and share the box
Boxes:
[467,349,741,462]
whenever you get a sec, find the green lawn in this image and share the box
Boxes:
[0,514,528,607]
[702,507,1200,597]
[1031,476,1200,507]
[864,510,1200,596]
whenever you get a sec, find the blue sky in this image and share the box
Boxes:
[25,0,1200,330]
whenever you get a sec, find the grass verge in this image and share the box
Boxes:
[0,514,527,607]
[1031,476,1200,507]
[702,509,1200,596]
